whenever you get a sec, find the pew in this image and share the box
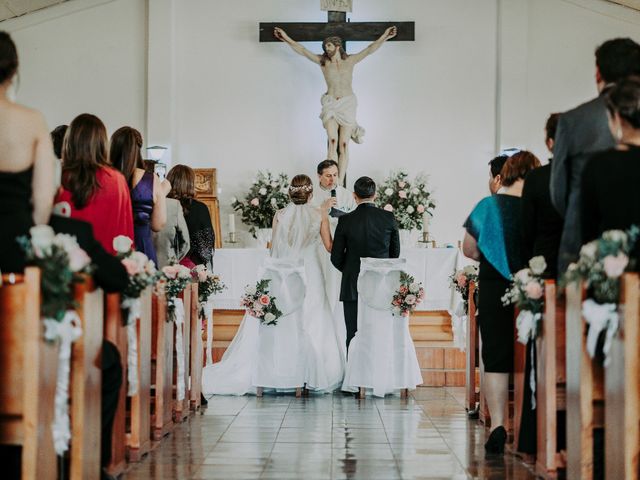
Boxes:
[174,285,192,422]
[189,283,203,411]
[0,268,58,480]
[535,280,566,477]
[512,308,527,453]
[69,277,104,480]
[465,282,479,414]
[604,273,640,479]
[103,293,128,477]
[565,281,604,479]
[151,291,174,440]
[127,287,153,462]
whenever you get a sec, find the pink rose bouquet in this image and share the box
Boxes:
[240,279,283,326]
[391,272,425,317]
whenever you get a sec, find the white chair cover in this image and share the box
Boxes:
[252,258,309,389]
[342,258,423,397]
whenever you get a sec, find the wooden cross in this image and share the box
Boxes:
[258,9,414,48]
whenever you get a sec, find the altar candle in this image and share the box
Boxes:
[422,212,430,232]
[229,213,236,233]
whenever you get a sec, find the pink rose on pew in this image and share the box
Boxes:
[398,190,407,199]
[250,198,259,207]
[383,204,393,212]
[455,272,467,288]
[405,294,417,305]
[603,253,629,279]
[259,294,271,306]
[122,258,140,276]
[162,265,180,279]
[524,281,543,300]
[416,204,425,214]
[69,247,91,272]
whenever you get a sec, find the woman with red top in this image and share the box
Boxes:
[55,113,134,254]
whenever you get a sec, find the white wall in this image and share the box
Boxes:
[5,0,640,246]
[172,0,498,245]
[4,0,146,136]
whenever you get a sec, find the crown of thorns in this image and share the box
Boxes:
[289,184,313,193]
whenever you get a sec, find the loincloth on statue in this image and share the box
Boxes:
[319,94,365,144]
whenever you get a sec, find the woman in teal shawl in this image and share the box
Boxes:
[462,151,540,454]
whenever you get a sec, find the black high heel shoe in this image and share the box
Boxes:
[484,426,507,455]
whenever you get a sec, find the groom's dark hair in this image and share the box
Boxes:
[354,176,376,199]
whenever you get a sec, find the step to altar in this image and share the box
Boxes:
[210,309,463,387]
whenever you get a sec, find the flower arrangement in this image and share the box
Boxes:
[192,264,226,316]
[391,272,425,316]
[375,171,435,230]
[18,225,91,322]
[231,171,290,237]
[113,236,159,300]
[502,256,547,344]
[161,263,193,321]
[561,227,639,365]
[240,279,283,326]
[450,265,479,311]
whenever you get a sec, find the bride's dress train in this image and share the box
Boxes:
[201,203,345,395]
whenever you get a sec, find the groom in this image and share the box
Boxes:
[330,176,400,350]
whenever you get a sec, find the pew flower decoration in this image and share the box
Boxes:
[161,263,193,321]
[231,171,290,237]
[241,279,283,326]
[502,256,547,344]
[375,171,435,230]
[192,264,226,365]
[18,225,91,455]
[113,235,159,396]
[391,272,425,317]
[562,227,639,365]
[449,264,479,351]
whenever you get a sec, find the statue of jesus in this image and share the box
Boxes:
[274,26,397,184]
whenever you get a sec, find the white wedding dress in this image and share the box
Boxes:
[201,203,345,395]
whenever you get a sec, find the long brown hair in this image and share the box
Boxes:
[167,164,196,213]
[61,113,109,209]
[110,126,144,189]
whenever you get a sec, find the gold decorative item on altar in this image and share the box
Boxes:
[194,168,222,249]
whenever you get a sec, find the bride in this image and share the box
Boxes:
[201,174,346,395]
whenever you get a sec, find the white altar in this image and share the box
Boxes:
[211,247,462,312]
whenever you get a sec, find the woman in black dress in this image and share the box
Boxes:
[463,151,541,454]
[582,77,640,247]
[0,31,55,273]
[166,165,215,270]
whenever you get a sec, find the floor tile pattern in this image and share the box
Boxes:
[123,387,537,479]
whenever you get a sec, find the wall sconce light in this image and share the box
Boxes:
[146,145,167,162]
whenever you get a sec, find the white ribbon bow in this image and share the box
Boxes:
[582,299,619,366]
[171,298,186,401]
[451,301,467,352]
[515,309,541,410]
[43,311,83,456]
[201,297,215,366]
[122,297,141,396]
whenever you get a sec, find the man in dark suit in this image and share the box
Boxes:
[330,176,400,350]
[550,38,640,273]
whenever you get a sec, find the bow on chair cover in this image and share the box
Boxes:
[343,258,422,397]
[253,258,309,386]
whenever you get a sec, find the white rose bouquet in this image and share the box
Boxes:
[375,171,435,230]
[240,279,283,326]
[449,264,479,312]
[18,225,91,323]
[231,171,290,237]
[391,272,425,317]
[113,235,159,300]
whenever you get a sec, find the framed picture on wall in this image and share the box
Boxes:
[194,168,217,198]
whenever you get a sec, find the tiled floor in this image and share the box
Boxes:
[123,387,537,479]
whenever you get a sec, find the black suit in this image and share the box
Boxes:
[330,202,400,348]
[49,214,126,469]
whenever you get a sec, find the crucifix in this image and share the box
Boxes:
[259,0,415,185]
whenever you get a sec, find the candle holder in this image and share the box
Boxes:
[227,232,238,244]
[418,231,435,248]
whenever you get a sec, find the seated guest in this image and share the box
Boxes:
[582,77,640,250]
[153,197,191,269]
[462,151,540,454]
[166,165,215,269]
[521,113,564,278]
[110,126,167,265]
[488,154,508,194]
[0,31,56,273]
[55,114,134,254]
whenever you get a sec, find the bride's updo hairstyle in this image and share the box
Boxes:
[289,174,313,205]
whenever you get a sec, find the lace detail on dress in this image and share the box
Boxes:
[190,228,214,269]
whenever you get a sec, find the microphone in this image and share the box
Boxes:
[330,189,336,198]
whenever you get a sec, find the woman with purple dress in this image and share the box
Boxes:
[110,126,167,264]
